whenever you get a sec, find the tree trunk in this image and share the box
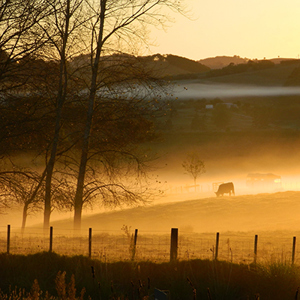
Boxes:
[43,89,64,229]
[21,203,28,233]
[20,168,47,231]
[43,0,70,230]
[73,0,106,230]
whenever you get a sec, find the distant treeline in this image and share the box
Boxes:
[146,54,210,73]
[165,59,279,81]
[205,60,275,78]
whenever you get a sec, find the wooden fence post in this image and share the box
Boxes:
[170,228,178,262]
[215,232,219,260]
[292,236,296,265]
[49,226,53,252]
[254,235,258,264]
[89,228,92,259]
[131,229,138,261]
[7,225,10,254]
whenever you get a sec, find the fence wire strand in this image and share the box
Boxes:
[0,226,299,264]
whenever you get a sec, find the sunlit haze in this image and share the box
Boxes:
[4,2,300,296]
[2,0,300,240]
[149,0,300,60]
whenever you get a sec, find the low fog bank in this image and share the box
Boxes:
[150,137,300,202]
[3,104,300,231]
[3,176,300,233]
[4,138,300,231]
[91,81,300,101]
[171,82,300,99]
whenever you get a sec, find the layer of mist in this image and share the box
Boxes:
[82,81,300,101]
[172,82,300,99]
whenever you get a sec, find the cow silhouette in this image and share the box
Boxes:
[215,182,235,197]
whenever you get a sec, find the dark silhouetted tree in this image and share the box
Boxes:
[72,0,186,229]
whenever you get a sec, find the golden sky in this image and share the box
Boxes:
[149,0,300,61]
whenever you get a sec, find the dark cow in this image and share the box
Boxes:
[215,182,235,197]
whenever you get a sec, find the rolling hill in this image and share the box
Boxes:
[199,55,249,69]
[69,53,210,79]
[50,191,300,234]
[198,63,300,86]
[198,55,299,70]
[61,52,300,85]
[142,54,210,76]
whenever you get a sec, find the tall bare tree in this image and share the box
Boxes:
[43,0,74,229]
[0,1,51,230]
[73,0,185,229]
[34,0,86,229]
[0,0,187,231]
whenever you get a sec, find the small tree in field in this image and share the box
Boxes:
[182,153,206,189]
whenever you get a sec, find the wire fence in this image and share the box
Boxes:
[0,225,298,265]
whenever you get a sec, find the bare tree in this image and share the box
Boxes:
[0,0,55,156]
[0,170,44,230]
[182,153,206,190]
[0,0,53,230]
[0,0,81,230]
[0,168,73,230]
[42,0,80,229]
[29,0,86,229]
[0,0,51,93]
[0,0,187,230]
[73,0,185,229]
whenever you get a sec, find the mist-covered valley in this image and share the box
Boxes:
[9,102,300,236]
[3,58,300,237]
[49,130,300,234]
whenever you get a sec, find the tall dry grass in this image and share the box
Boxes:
[1,252,300,299]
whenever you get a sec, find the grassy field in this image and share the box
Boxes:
[46,191,300,234]
[2,191,294,268]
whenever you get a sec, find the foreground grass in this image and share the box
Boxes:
[0,252,299,299]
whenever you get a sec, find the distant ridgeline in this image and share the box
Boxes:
[198,55,248,69]
[148,54,210,73]
[72,53,211,80]
[142,54,210,79]
[159,55,300,81]
[205,59,275,78]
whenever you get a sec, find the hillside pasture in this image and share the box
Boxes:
[49,191,300,233]
[2,192,300,265]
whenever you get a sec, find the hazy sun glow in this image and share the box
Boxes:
[149,0,300,60]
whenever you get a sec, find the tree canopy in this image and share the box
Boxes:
[0,0,187,230]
